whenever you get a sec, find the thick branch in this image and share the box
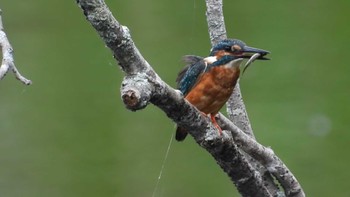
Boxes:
[207,0,304,196]
[77,0,272,196]
[120,69,272,197]
[76,0,150,75]
[205,0,281,195]
[77,0,304,196]
[218,114,305,197]
[205,0,254,139]
[0,9,32,85]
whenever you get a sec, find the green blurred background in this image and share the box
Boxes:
[1,0,349,196]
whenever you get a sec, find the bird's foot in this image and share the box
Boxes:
[210,114,222,136]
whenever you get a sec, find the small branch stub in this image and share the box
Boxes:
[121,74,153,111]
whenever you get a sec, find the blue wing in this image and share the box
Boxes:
[176,55,206,96]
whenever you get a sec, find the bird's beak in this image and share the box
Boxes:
[238,46,270,74]
[240,46,270,60]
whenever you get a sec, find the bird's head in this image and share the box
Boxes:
[209,39,270,60]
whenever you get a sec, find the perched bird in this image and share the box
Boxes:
[175,39,269,141]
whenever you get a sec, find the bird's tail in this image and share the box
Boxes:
[175,126,188,141]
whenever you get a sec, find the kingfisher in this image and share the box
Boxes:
[175,39,270,141]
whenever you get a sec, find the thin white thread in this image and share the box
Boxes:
[189,0,197,53]
[151,133,174,197]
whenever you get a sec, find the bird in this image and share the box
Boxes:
[175,39,270,141]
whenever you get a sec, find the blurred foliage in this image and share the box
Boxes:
[0,0,350,196]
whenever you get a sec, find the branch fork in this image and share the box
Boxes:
[77,0,305,196]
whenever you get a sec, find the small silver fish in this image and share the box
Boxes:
[242,53,261,74]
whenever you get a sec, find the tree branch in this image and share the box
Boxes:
[227,83,255,138]
[205,0,227,45]
[218,114,305,196]
[76,0,305,196]
[205,0,284,195]
[205,0,305,196]
[0,9,32,85]
[205,0,254,138]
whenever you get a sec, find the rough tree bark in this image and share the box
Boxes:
[76,0,305,196]
[0,9,31,85]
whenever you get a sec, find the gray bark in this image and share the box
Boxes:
[76,0,305,196]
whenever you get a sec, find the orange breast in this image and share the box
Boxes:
[185,66,240,115]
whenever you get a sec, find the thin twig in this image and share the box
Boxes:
[0,9,31,85]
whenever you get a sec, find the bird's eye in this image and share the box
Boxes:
[224,46,231,51]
